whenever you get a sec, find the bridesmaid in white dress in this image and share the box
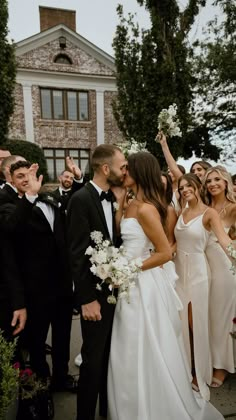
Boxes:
[108,152,224,420]
[203,166,236,386]
[174,173,236,401]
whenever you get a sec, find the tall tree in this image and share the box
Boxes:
[0,0,16,145]
[113,0,221,164]
[193,0,236,162]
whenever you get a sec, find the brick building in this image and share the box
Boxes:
[8,6,123,180]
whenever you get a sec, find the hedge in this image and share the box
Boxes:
[4,139,49,182]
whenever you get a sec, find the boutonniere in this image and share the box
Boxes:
[113,202,119,212]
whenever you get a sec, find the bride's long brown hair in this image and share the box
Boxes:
[127,152,167,228]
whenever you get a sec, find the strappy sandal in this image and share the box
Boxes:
[210,376,224,388]
[191,383,200,392]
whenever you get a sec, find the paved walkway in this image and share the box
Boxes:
[50,316,236,420]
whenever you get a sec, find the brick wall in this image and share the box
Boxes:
[39,6,76,32]
[8,84,26,140]
[17,39,113,76]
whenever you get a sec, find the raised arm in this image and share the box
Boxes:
[204,208,236,262]
[157,132,183,180]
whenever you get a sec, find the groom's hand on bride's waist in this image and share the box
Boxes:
[81,300,102,321]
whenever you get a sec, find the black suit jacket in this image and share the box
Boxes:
[0,185,34,312]
[52,179,84,210]
[67,182,120,308]
[0,231,25,311]
[0,184,35,233]
[14,193,73,300]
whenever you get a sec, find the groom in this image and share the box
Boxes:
[67,144,127,420]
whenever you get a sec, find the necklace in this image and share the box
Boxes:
[212,200,228,214]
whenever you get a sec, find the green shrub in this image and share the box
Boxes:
[4,139,49,182]
[0,332,18,420]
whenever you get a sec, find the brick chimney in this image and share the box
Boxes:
[39,6,76,32]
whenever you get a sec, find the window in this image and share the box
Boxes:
[54,54,72,64]
[40,89,89,121]
[44,148,90,181]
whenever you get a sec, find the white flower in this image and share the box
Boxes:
[226,243,236,275]
[85,230,142,304]
[90,231,103,244]
[121,139,149,158]
[85,246,93,256]
[157,103,182,139]
[107,295,117,304]
[113,202,120,212]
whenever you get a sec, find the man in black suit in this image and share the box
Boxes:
[52,156,84,221]
[5,160,75,392]
[0,158,41,342]
[67,144,127,420]
[0,233,26,340]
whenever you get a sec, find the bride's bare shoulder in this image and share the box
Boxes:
[137,202,161,220]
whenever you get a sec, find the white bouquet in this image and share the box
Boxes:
[85,231,143,304]
[226,243,236,275]
[122,139,149,158]
[157,103,182,138]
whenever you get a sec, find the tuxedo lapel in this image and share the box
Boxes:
[85,183,111,240]
[4,184,19,203]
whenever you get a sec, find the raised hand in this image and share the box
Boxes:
[111,185,127,203]
[26,163,43,195]
[66,156,83,180]
[156,131,167,146]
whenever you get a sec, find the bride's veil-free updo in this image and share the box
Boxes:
[127,152,167,228]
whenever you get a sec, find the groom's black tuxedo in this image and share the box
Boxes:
[67,182,120,420]
[68,182,119,308]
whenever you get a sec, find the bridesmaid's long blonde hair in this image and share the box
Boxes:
[203,166,236,205]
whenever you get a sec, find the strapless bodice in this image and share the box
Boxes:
[121,218,153,260]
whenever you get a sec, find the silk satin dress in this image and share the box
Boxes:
[206,229,236,372]
[174,211,212,401]
[107,217,223,420]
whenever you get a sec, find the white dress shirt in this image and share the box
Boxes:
[90,181,113,241]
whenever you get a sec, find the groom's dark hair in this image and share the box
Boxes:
[91,144,122,172]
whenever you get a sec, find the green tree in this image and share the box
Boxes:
[0,0,16,145]
[4,139,49,182]
[193,0,236,162]
[113,0,221,165]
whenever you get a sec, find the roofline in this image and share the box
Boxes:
[15,24,115,69]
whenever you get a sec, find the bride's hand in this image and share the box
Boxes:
[111,186,127,203]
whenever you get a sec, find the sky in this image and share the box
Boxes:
[8,0,218,56]
[8,0,235,173]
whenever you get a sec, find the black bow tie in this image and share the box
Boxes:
[62,190,69,196]
[100,190,113,202]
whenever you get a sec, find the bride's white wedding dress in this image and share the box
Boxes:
[107,218,223,420]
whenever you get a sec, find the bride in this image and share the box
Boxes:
[108,151,223,420]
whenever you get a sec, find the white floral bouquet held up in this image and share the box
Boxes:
[226,243,236,275]
[156,103,182,138]
[85,231,143,304]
